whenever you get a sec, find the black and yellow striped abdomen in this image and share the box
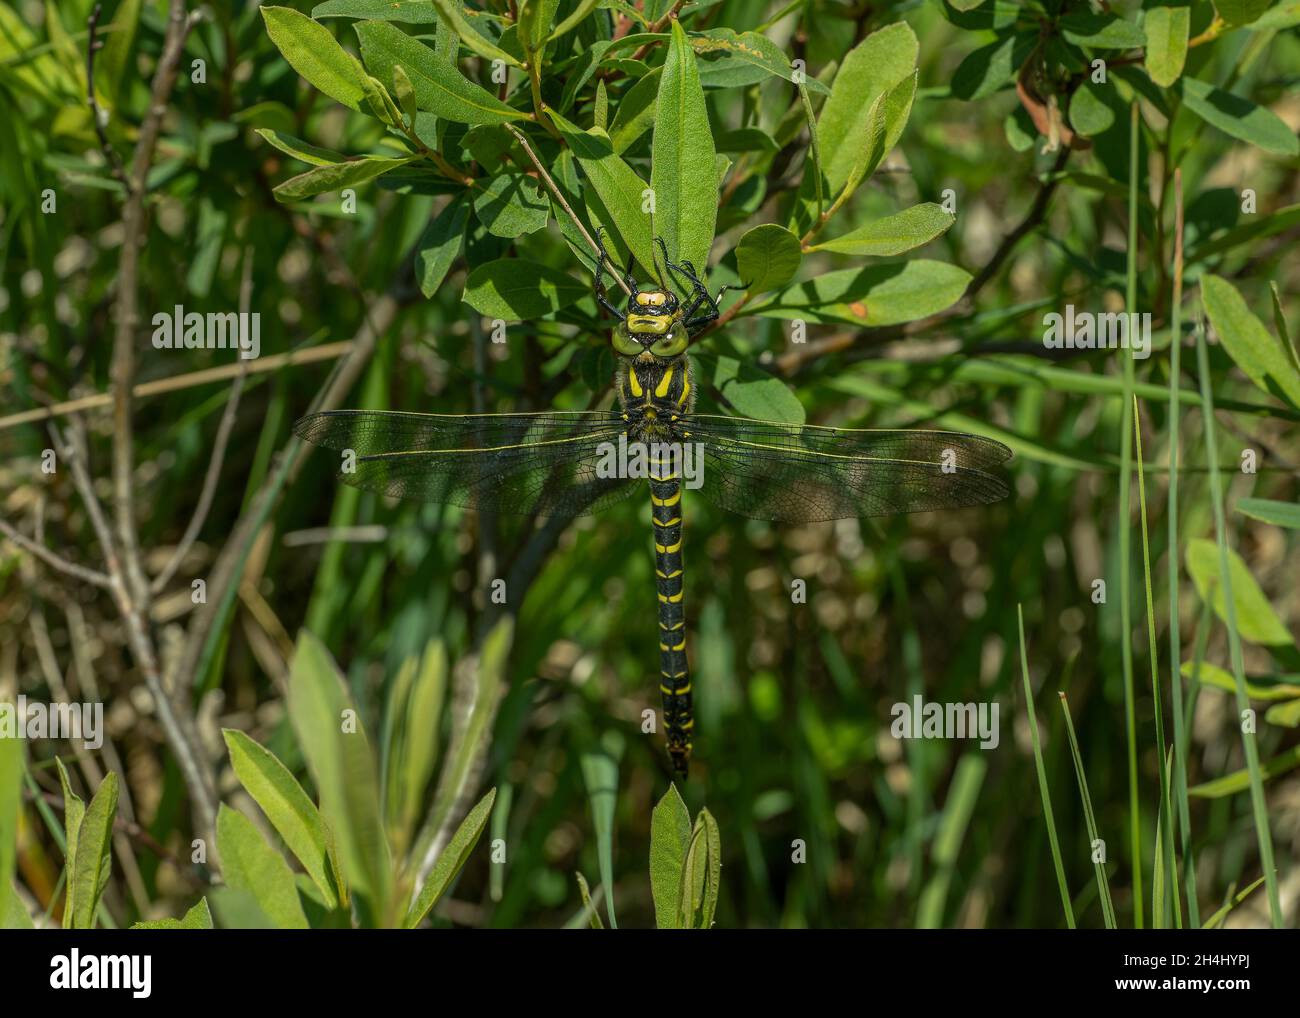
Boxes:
[651,471,691,776]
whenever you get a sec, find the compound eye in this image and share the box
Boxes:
[612,327,642,356]
[650,326,687,357]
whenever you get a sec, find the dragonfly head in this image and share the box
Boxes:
[613,290,688,361]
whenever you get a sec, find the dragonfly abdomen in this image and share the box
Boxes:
[651,471,692,778]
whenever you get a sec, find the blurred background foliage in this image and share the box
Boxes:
[1,0,1299,929]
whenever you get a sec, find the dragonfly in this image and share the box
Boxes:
[294,235,1012,778]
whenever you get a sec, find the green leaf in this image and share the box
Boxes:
[697,808,721,929]
[416,196,469,298]
[413,619,512,878]
[403,788,496,927]
[809,203,955,257]
[217,805,310,929]
[608,68,660,153]
[1188,203,1300,264]
[678,808,720,929]
[430,0,522,67]
[837,72,916,210]
[519,0,559,51]
[1143,6,1189,88]
[711,355,806,425]
[580,753,619,929]
[355,22,524,124]
[1059,12,1147,48]
[463,259,587,320]
[550,0,603,41]
[273,155,416,202]
[649,784,691,929]
[68,771,117,929]
[1253,2,1300,29]
[255,128,345,167]
[1180,660,1300,701]
[754,260,971,327]
[1214,0,1272,26]
[392,64,418,122]
[1271,282,1300,375]
[314,0,442,22]
[287,631,392,926]
[131,898,214,930]
[0,722,21,930]
[1186,538,1294,647]
[816,22,917,200]
[1237,497,1300,530]
[574,872,604,929]
[651,21,717,274]
[3,882,33,929]
[383,639,448,846]
[1068,80,1119,137]
[1265,698,1300,727]
[735,224,801,294]
[261,7,371,112]
[54,758,83,929]
[550,110,655,276]
[951,32,1032,101]
[1189,744,1300,797]
[472,173,549,236]
[1202,275,1300,408]
[222,729,343,911]
[690,28,829,94]
[97,0,141,107]
[1180,78,1300,158]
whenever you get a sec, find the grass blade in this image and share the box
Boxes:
[1059,693,1117,928]
[1193,313,1283,927]
[1017,605,1075,928]
[1133,397,1181,927]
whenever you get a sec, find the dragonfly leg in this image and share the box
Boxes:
[594,228,630,321]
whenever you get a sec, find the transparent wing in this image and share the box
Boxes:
[684,416,1012,522]
[293,410,637,516]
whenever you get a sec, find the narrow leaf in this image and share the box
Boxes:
[273,156,416,203]
[355,22,524,124]
[262,6,371,112]
[404,788,495,927]
[222,729,342,910]
[68,772,117,929]
[649,784,691,929]
[217,805,310,929]
[651,20,717,273]
[809,203,954,256]
[1202,275,1300,408]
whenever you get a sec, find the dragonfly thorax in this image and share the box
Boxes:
[615,352,695,440]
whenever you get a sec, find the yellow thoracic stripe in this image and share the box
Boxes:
[678,376,690,405]
[651,489,681,507]
[649,472,679,481]
[655,366,674,398]
[627,367,643,397]
[366,429,620,457]
[655,539,682,554]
